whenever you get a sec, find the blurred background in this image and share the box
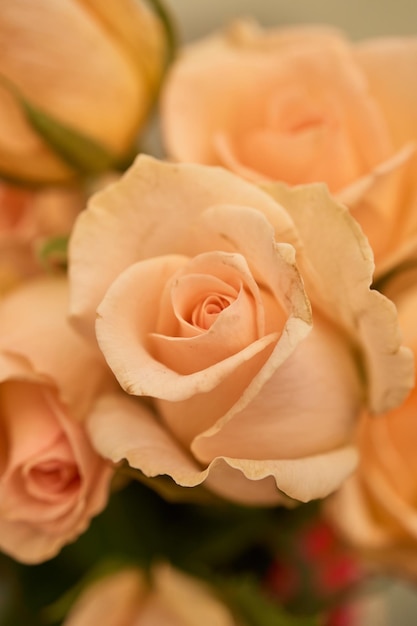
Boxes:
[166,0,417,41]
[163,1,417,624]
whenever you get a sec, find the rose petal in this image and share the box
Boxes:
[152,563,237,626]
[95,202,311,407]
[326,476,394,548]
[0,0,142,157]
[96,257,280,402]
[149,251,271,370]
[263,182,414,413]
[192,313,361,462]
[161,20,391,179]
[87,393,357,505]
[63,569,145,626]
[355,37,417,149]
[69,155,298,338]
[204,448,358,505]
[87,392,204,481]
[0,276,113,418]
[338,144,417,273]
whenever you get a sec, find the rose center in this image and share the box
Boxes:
[29,460,80,494]
[191,293,233,330]
[286,114,325,134]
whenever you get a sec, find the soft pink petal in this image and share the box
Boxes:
[95,202,310,409]
[204,447,358,505]
[355,37,417,149]
[87,393,357,505]
[263,182,414,414]
[326,477,395,549]
[0,276,113,418]
[96,258,280,401]
[338,144,417,273]
[87,393,209,489]
[63,569,145,626]
[161,19,391,182]
[152,563,237,626]
[69,156,298,338]
[192,313,361,462]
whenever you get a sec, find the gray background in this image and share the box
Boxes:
[166,0,417,42]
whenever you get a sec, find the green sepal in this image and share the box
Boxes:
[144,0,178,67]
[0,74,118,176]
[38,235,69,271]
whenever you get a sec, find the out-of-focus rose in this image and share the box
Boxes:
[0,181,84,293]
[327,272,417,580]
[0,0,169,184]
[63,563,240,626]
[161,21,417,274]
[68,156,412,506]
[0,276,115,563]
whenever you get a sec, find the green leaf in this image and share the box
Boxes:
[0,74,117,176]
[38,235,69,270]
[223,576,320,626]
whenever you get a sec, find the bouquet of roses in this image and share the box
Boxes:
[1,1,417,624]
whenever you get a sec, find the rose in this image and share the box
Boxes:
[63,564,240,626]
[327,271,417,579]
[0,181,83,293]
[0,276,115,563]
[69,155,412,506]
[161,21,417,274]
[0,0,169,183]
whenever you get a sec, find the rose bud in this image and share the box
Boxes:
[0,0,170,184]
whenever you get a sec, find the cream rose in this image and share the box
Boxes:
[69,155,412,506]
[63,564,240,626]
[327,272,417,579]
[161,21,417,274]
[0,276,115,563]
[0,181,83,293]
[0,0,168,183]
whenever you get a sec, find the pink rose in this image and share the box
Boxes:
[69,156,412,506]
[0,181,83,293]
[327,271,417,579]
[0,276,114,563]
[63,564,240,626]
[161,21,417,274]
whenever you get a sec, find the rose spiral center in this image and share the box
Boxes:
[29,460,80,494]
[191,293,233,330]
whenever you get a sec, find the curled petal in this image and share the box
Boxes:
[355,37,417,149]
[0,276,113,418]
[87,393,357,505]
[69,155,299,338]
[263,182,414,413]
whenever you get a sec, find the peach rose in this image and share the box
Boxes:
[161,21,417,274]
[63,563,240,626]
[68,155,412,506]
[0,276,115,563]
[0,180,84,293]
[0,0,168,183]
[327,272,417,579]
